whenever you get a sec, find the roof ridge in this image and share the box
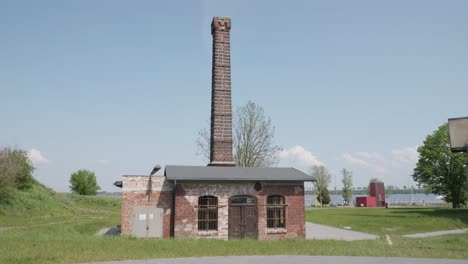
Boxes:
[164,165,315,182]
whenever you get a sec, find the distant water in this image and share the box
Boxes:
[305,193,446,206]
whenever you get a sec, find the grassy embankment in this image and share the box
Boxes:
[1,183,467,264]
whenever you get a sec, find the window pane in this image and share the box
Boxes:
[198,196,218,231]
[267,195,285,228]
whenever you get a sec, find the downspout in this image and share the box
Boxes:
[170,179,176,238]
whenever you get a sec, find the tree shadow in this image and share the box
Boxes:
[321,208,468,225]
[392,208,468,226]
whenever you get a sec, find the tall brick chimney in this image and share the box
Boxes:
[209,16,236,167]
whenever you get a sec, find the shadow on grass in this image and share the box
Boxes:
[394,208,468,227]
[350,208,468,226]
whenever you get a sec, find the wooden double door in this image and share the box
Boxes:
[228,196,258,239]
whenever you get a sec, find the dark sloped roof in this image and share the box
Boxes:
[164,165,315,182]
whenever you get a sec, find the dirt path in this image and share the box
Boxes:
[403,228,468,238]
[306,222,378,241]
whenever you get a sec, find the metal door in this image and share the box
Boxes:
[228,196,258,239]
[132,206,163,238]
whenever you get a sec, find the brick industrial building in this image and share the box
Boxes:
[117,17,315,240]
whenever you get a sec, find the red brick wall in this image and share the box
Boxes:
[258,184,305,240]
[173,181,305,240]
[121,177,305,240]
[173,184,198,238]
[121,176,173,238]
[209,16,235,165]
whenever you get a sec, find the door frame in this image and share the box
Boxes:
[228,195,258,239]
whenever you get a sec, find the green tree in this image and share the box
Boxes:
[310,165,331,206]
[317,187,331,205]
[196,101,282,167]
[0,147,35,200]
[341,168,353,205]
[69,170,100,195]
[412,124,467,208]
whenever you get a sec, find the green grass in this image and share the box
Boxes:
[0,183,120,227]
[306,207,468,236]
[1,184,468,263]
[2,221,468,264]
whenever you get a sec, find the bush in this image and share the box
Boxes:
[69,170,100,195]
[0,147,35,200]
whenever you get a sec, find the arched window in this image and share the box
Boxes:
[198,196,218,231]
[267,195,285,228]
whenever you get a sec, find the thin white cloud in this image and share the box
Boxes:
[96,159,111,165]
[28,149,49,165]
[342,153,387,173]
[342,146,419,176]
[342,153,371,167]
[279,145,325,171]
[391,147,418,165]
[356,151,384,160]
[355,152,372,159]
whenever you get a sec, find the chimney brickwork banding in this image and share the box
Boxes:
[209,16,236,167]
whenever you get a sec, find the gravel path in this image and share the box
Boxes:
[84,256,468,264]
[306,222,378,241]
[403,228,468,238]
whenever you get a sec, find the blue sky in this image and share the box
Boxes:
[1,1,467,192]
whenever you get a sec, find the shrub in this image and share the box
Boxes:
[69,170,100,195]
[0,147,35,200]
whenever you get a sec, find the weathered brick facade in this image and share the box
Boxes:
[173,181,305,240]
[209,16,235,166]
[118,16,309,240]
[120,176,173,238]
[120,177,305,240]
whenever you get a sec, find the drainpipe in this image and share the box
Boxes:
[170,179,176,238]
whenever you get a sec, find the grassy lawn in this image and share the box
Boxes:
[306,207,468,236]
[1,222,467,264]
[1,186,468,264]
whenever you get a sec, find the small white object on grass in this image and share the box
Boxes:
[386,235,393,246]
